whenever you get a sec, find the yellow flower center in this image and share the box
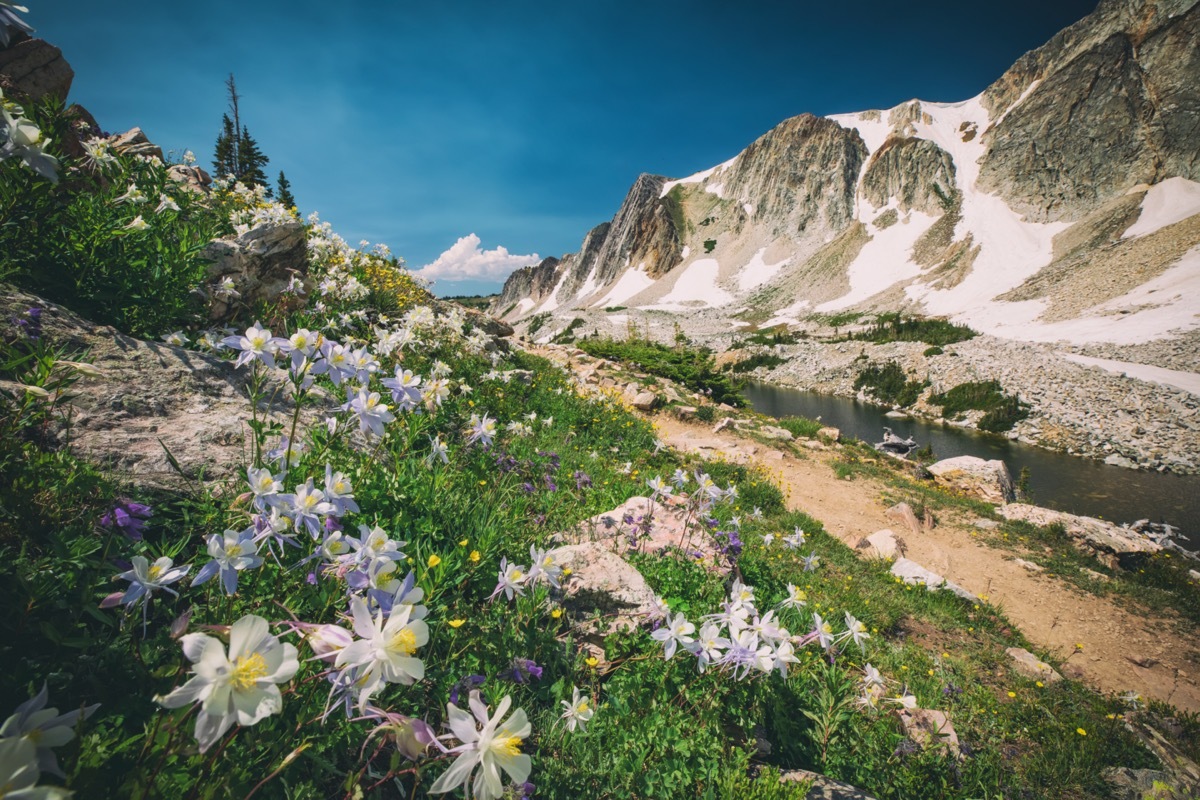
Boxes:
[511,570,523,582]
[493,736,522,757]
[230,652,268,691]
[577,700,589,713]
[334,481,347,493]
[250,335,267,349]
[388,627,418,655]
[148,564,163,581]
[258,476,274,491]
[227,544,243,557]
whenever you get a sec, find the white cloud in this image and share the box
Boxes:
[416,234,539,283]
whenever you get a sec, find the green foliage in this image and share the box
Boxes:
[703,238,717,254]
[274,170,296,210]
[727,352,787,373]
[0,105,233,337]
[735,329,802,348]
[928,381,1030,433]
[443,294,498,312]
[550,317,585,344]
[604,306,627,312]
[663,185,688,237]
[853,361,928,408]
[696,405,716,423]
[773,415,824,439]
[846,314,976,347]
[211,74,271,188]
[576,335,745,407]
[922,345,943,357]
[526,312,552,336]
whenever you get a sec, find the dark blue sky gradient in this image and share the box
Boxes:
[38,1,1097,295]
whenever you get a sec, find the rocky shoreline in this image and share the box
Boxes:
[724,333,1200,475]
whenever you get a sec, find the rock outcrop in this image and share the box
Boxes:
[0,289,289,489]
[203,221,310,322]
[495,0,1200,356]
[0,37,73,101]
[927,456,1016,504]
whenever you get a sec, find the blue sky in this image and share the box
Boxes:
[38,0,1097,296]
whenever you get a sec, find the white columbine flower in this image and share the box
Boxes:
[155,614,299,752]
[222,322,281,369]
[844,612,870,652]
[161,330,188,346]
[124,215,149,231]
[651,612,695,660]
[334,596,428,708]
[192,528,263,594]
[154,193,180,213]
[0,736,71,799]
[426,435,449,467]
[490,558,527,601]
[560,686,594,733]
[105,556,190,632]
[429,691,531,800]
[780,583,807,610]
[1,684,99,778]
[343,388,394,438]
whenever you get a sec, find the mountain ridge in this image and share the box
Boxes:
[496,0,1200,346]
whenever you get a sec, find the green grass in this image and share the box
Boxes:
[576,334,745,407]
[773,415,825,439]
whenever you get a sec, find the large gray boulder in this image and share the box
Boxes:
[554,542,658,634]
[203,221,310,322]
[0,289,292,489]
[997,504,1162,556]
[0,38,73,101]
[927,456,1015,504]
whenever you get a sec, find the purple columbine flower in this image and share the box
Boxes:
[15,307,43,340]
[543,476,557,493]
[99,500,153,540]
[449,674,486,705]
[522,482,536,494]
[519,782,536,799]
[574,470,592,490]
[500,658,544,684]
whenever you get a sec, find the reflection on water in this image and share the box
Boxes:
[744,382,1200,539]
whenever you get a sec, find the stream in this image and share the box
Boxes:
[744,381,1200,540]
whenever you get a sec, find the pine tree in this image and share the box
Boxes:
[211,73,272,189]
[237,126,270,189]
[275,171,296,210]
[212,114,236,178]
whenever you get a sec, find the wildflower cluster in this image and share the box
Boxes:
[0,88,58,183]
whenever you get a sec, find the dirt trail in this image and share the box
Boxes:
[652,415,1200,713]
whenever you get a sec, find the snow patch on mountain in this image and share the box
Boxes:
[642,258,734,310]
[736,247,791,292]
[1122,178,1200,239]
[594,264,655,308]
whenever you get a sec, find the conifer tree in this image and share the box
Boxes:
[212,114,237,179]
[275,171,296,210]
[237,126,270,189]
[210,73,271,189]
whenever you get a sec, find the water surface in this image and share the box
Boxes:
[744,381,1200,539]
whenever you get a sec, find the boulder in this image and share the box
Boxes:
[996,504,1162,556]
[631,391,659,411]
[168,164,213,194]
[0,289,295,489]
[890,557,978,602]
[556,495,726,567]
[1005,647,1063,683]
[779,769,877,800]
[108,127,163,162]
[1013,558,1045,573]
[858,529,901,560]
[0,38,73,101]
[203,220,309,322]
[553,542,658,634]
[927,456,1015,503]
[1102,767,1188,800]
[673,405,697,421]
[759,424,795,441]
[817,426,841,441]
[898,708,961,757]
